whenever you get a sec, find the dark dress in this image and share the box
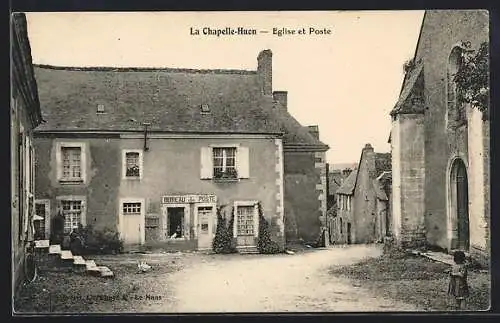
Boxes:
[448,264,469,299]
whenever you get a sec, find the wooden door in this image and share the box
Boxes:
[456,161,470,251]
[197,206,215,249]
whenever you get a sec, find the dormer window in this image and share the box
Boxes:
[201,104,210,114]
[97,104,105,114]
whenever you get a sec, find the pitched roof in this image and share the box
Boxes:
[33,65,280,134]
[374,171,392,201]
[11,13,42,128]
[33,64,328,149]
[375,153,391,175]
[336,168,358,195]
[390,62,424,116]
[328,171,343,196]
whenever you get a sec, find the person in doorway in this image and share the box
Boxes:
[448,250,470,310]
[50,206,65,245]
[175,225,182,238]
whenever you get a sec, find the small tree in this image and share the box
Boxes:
[454,41,489,115]
[212,205,236,254]
[256,203,282,254]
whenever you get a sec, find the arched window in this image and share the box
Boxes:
[447,46,466,125]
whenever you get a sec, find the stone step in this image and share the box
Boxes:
[34,240,50,249]
[98,266,114,278]
[85,260,98,270]
[237,247,259,254]
[73,255,86,266]
[49,245,62,254]
[61,250,74,260]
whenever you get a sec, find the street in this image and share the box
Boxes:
[138,244,418,312]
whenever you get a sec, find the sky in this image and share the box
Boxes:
[25,11,424,166]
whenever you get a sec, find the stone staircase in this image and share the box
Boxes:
[236,246,259,254]
[34,240,114,278]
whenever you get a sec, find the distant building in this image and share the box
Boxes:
[331,144,391,244]
[11,12,43,292]
[389,10,490,265]
[33,49,328,252]
[325,167,353,244]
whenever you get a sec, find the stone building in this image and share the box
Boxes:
[33,49,328,252]
[331,144,391,244]
[389,10,489,264]
[11,12,44,292]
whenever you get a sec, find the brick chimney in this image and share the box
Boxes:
[363,143,374,151]
[307,125,319,139]
[257,49,272,95]
[273,91,287,111]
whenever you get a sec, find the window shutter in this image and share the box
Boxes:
[233,205,237,238]
[236,146,250,179]
[200,147,213,179]
[253,203,259,237]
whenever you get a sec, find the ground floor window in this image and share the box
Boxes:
[61,200,83,233]
[236,205,255,236]
[168,207,184,238]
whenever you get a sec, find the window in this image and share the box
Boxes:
[200,145,249,180]
[213,147,237,179]
[126,152,140,177]
[236,206,255,236]
[62,147,81,179]
[447,46,467,125]
[123,202,141,214]
[61,200,83,233]
[122,149,143,179]
[57,142,86,183]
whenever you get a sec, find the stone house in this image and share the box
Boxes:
[11,12,44,292]
[389,10,490,265]
[325,167,353,244]
[332,144,391,244]
[32,49,328,252]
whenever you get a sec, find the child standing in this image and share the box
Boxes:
[448,250,470,310]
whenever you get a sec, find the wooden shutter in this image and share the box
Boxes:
[200,146,213,179]
[253,203,259,237]
[236,146,250,179]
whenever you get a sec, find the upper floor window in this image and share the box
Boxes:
[213,147,237,179]
[447,46,467,125]
[200,145,249,181]
[122,149,143,180]
[62,147,82,179]
[56,142,86,183]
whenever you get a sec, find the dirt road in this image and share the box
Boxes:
[141,244,419,312]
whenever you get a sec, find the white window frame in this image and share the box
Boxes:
[122,149,143,180]
[119,198,146,244]
[211,144,239,180]
[233,200,259,238]
[56,142,86,184]
[34,199,51,239]
[56,195,86,233]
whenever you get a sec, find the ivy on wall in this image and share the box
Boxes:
[256,203,282,254]
[212,205,237,254]
[454,41,489,115]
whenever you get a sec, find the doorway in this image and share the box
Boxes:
[196,205,215,249]
[167,207,185,239]
[347,222,352,244]
[452,159,469,250]
[451,159,470,250]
